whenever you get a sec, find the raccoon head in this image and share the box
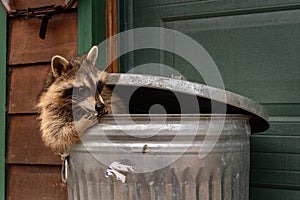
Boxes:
[38,46,107,126]
[70,46,107,119]
[36,46,111,151]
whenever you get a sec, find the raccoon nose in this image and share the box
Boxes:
[95,103,105,112]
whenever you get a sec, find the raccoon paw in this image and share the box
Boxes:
[75,113,98,135]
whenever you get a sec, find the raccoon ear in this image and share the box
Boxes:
[51,55,71,77]
[86,46,98,66]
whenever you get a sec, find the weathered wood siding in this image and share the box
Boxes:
[0,5,7,200]
[7,1,77,199]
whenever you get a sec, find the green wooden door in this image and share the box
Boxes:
[119,0,300,199]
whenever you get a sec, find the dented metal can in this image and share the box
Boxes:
[68,114,251,200]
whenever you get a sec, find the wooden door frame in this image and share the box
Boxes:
[78,0,118,72]
[106,0,118,72]
[77,0,106,55]
[0,5,7,200]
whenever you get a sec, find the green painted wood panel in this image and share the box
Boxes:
[251,153,300,171]
[0,5,6,200]
[123,1,300,104]
[262,104,300,117]
[119,0,300,199]
[258,122,300,136]
[78,0,106,55]
[251,169,300,189]
[251,135,300,154]
[133,0,300,9]
[133,8,300,103]
[250,187,300,200]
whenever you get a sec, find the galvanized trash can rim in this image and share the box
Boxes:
[106,73,269,133]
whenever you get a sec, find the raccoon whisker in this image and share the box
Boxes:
[70,100,84,106]
[71,101,91,109]
[70,105,81,110]
[71,104,87,110]
[70,97,97,111]
[72,104,94,113]
[79,103,95,111]
[71,98,91,104]
[71,97,85,102]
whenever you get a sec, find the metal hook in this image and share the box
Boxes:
[25,7,29,19]
[61,154,69,184]
[39,14,51,39]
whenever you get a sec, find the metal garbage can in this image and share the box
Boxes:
[67,74,269,200]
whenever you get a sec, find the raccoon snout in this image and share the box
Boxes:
[95,102,105,113]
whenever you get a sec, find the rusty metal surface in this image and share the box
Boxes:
[106,73,269,133]
[68,114,251,200]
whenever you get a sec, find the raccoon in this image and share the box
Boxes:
[37,46,119,153]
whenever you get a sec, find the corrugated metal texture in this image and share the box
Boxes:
[68,114,251,200]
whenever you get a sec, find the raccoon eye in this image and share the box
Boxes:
[74,86,89,98]
[78,86,86,93]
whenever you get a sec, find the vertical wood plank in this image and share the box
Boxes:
[78,0,106,55]
[77,0,93,54]
[0,5,6,200]
[106,0,118,72]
